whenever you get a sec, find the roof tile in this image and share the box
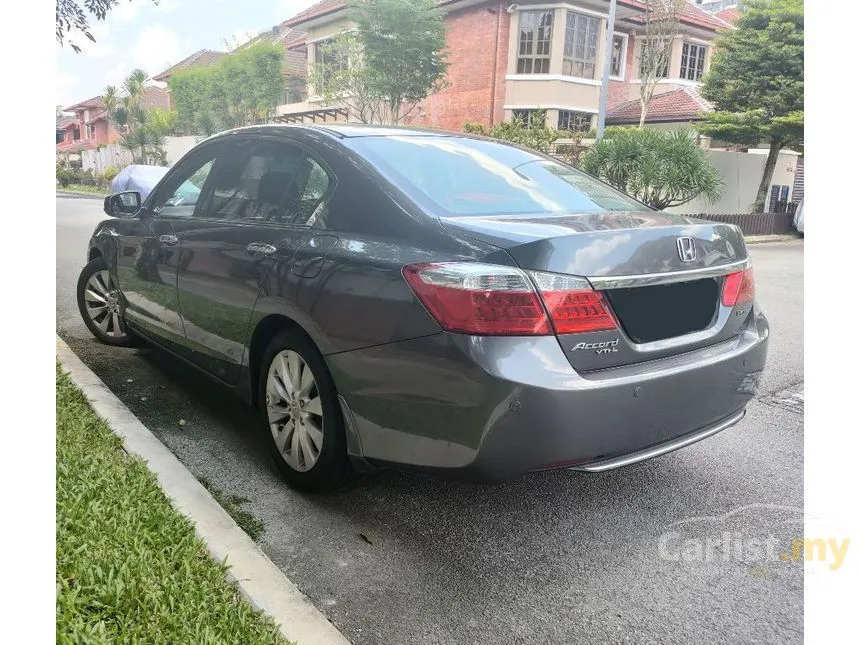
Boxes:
[284,0,346,27]
[619,0,734,32]
[153,49,226,81]
[606,86,713,124]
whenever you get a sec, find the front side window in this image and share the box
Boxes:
[610,34,627,78]
[153,152,216,218]
[562,11,599,79]
[349,136,644,216]
[557,110,592,133]
[680,42,707,81]
[198,140,331,224]
[517,10,553,74]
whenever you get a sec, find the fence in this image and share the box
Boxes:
[77,136,200,175]
[694,211,796,236]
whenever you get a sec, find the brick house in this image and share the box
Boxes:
[56,87,171,154]
[274,0,732,132]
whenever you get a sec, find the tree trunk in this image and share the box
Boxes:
[753,138,783,213]
[639,82,654,128]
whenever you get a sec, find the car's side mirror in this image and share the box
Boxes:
[104,191,141,217]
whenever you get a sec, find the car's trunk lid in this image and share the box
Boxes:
[442,211,752,371]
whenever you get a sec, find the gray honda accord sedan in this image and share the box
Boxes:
[77,124,768,492]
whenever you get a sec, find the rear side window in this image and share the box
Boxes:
[349,136,643,215]
[198,140,332,224]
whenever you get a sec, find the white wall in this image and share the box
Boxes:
[668,149,800,215]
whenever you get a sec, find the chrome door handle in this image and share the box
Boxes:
[246,243,278,256]
[158,234,179,246]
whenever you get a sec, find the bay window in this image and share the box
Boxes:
[563,11,600,79]
[517,10,553,74]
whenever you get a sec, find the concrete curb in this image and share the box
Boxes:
[56,191,105,200]
[56,336,351,645]
[745,234,803,245]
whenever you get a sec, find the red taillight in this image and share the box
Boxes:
[530,271,617,334]
[402,263,551,335]
[402,263,617,336]
[721,268,755,307]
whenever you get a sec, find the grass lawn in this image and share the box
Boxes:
[57,184,106,195]
[56,364,290,644]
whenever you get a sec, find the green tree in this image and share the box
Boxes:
[104,70,176,165]
[312,0,449,124]
[56,1,156,53]
[581,128,723,210]
[696,0,803,212]
[169,43,284,135]
[638,0,684,128]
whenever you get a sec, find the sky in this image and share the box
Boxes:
[56,0,320,110]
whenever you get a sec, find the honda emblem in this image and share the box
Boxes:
[676,237,696,262]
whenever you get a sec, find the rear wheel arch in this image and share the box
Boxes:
[248,314,319,406]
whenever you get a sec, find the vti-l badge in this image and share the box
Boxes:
[676,236,696,262]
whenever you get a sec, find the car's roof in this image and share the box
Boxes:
[217,122,455,140]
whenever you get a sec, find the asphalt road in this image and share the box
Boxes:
[57,196,804,645]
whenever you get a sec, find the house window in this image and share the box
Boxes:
[557,110,592,133]
[281,81,307,105]
[639,39,670,79]
[562,11,600,79]
[680,42,707,81]
[610,34,627,78]
[314,41,348,93]
[511,109,546,128]
[517,10,553,74]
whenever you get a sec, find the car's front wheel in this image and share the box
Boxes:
[258,328,352,492]
[76,257,135,346]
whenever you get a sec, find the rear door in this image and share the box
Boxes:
[172,135,335,383]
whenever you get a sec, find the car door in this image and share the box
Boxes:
[114,148,218,350]
[172,135,333,383]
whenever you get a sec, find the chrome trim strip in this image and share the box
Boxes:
[588,258,750,290]
[570,409,746,473]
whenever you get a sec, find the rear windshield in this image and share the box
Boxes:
[349,135,644,216]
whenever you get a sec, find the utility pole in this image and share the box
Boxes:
[596,0,618,141]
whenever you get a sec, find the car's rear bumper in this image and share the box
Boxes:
[327,309,768,481]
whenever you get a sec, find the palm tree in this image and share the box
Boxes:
[104,69,172,165]
[122,69,150,111]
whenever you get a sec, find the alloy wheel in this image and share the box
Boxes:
[266,349,324,472]
[83,270,126,338]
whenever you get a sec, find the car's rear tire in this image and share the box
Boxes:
[76,257,136,347]
[257,328,352,493]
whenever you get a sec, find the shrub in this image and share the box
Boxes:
[103,166,121,183]
[580,128,723,210]
[462,111,560,155]
[57,169,76,187]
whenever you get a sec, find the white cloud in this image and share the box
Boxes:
[278,0,320,17]
[112,0,142,22]
[129,25,184,77]
[56,73,81,109]
[62,20,112,57]
[105,60,132,89]
[114,0,179,21]
[227,29,259,50]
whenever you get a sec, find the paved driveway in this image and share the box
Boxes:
[57,197,804,645]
